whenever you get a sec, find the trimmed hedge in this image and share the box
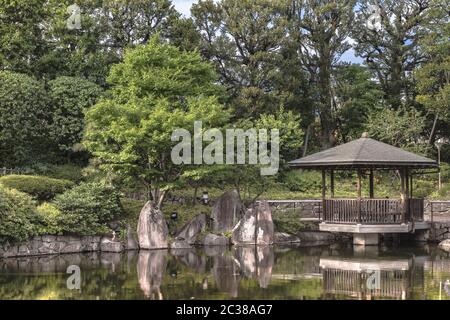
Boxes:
[0,185,37,242]
[53,182,122,235]
[46,164,84,183]
[0,175,74,201]
[35,203,64,235]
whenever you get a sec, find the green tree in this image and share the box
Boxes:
[365,107,429,155]
[289,0,356,148]
[48,76,103,159]
[192,0,308,119]
[84,36,229,207]
[352,0,432,109]
[0,71,51,167]
[415,0,450,145]
[0,0,49,76]
[334,64,384,142]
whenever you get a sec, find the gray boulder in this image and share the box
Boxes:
[274,232,301,244]
[174,214,206,244]
[100,237,123,253]
[212,190,244,232]
[137,201,169,249]
[439,239,450,253]
[170,239,192,249]
[203,233,229,246]
[297,231,336,244]
[126,224,139,250]
[232,201,274,245]
[255,201,274,245]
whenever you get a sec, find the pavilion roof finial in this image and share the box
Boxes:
[361,132,369,138]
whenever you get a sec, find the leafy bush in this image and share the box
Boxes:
[53,182,122,235]
[273,211,304,234]
[46,164,84,183]
[35,203,64,235]
[0,175,74,201]
[0,71,51,167]
[48,76,103,153]
[282,170,321,192]
[0,185,37,242]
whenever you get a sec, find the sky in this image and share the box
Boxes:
[172,0,363,64]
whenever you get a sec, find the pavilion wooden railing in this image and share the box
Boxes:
[407,198,424,222]
[323,198,424,224]
[323,269,410,299]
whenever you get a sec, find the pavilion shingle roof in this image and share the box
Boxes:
[288,136,438,169]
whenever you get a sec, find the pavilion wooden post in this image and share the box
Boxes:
[409,174,413,198]
[330,170,335,198]
[369,169,374,199]
[322,170,326,220]
[405,168,410,222]
[357,170,362,223]
[400,168,406,223]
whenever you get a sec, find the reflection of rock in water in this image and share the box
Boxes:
[212,253,241,298]
[204,245,227,257]
[100,253,122,273]
[257,246,274,288]
[126,250,138,273]
[171,249,206,273]
[137,250,168,299]
[234,246,274,288]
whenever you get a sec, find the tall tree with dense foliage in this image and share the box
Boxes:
[415,0,450,145]
[84,36,229,207]
[365,107,429,154]
[0,0,49,76]
[48,76,103,159]
[0,71,51,167]
[289,0,356,149]
[352,0,432,109]
[192,0,308,119]
[334,64,384,142]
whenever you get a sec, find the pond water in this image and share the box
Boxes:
[0,244,449,300]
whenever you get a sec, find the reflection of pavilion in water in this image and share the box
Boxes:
[320,255,425,300]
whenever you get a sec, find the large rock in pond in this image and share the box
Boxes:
[203,233,229,246]
[297,231,336,244]
[126,224,139,250]
[274,232,301,244]
[137,201,169,249]
[174,214,206,244]
[232,201,274,245]
[439,239,450,253]
[212,190,244,232]
[100,237,123,253]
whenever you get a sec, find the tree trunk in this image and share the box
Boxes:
[428,113,439,145]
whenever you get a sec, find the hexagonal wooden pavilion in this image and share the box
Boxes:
[288,133,438,245]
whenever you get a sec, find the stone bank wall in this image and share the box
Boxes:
[0,235,126,259]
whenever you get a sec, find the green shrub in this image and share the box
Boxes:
[282,170,321,192]
[0,175,74,201]
[35,203,64,235]
[0,185,37,242]
[46,164,84,183]
[53,182,122,235]
[273,211,304,234]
